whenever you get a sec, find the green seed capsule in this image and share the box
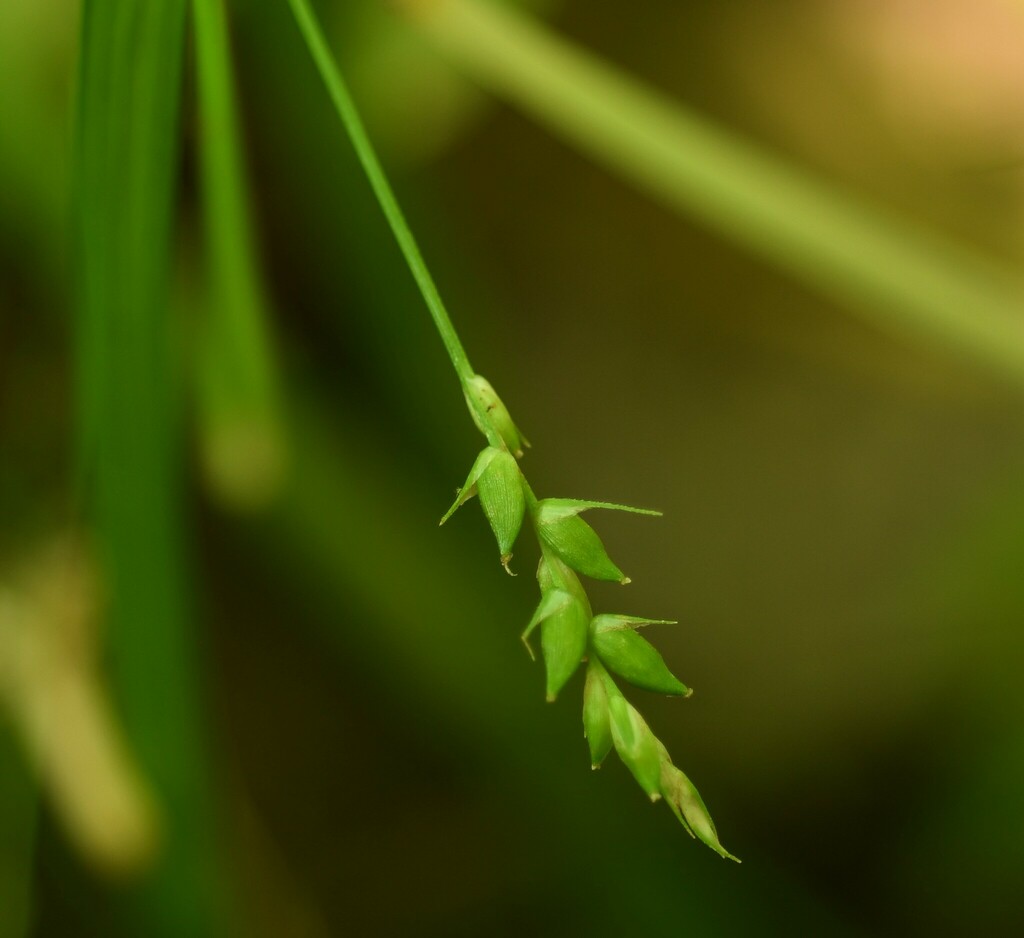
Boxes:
[660,759,739,862]
[608,696,662,801]
[534,499,659,584]
[477,449,525,569]
[540,593,589,702]
[591,620,689,696]
[582,659,614,768]
[536,511,625,583]
[441,447,525,570]
[464,375,527,457]
[522,581,588,701]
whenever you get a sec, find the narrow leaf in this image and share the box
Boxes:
[193,0,287,509]
[408,0,1024,392]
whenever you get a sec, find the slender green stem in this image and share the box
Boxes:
[405,0,1024,389]
[285,0,475,384]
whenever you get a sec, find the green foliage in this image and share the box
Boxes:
[193,0,287,509]
[73,0,221,929]
[406,0,1024,391]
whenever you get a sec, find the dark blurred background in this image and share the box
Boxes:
[4,0,1024,935]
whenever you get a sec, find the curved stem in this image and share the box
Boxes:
[285,0,475,384]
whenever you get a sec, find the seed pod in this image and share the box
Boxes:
[540,593,589,702]
[582,659,614,768]
[476,449,525,569]
[660,759,739,862]
[536,512,623,582]
[608,696,662,801]
[536,554,590,611]
[535,499,660,584]
[591,617,689,696]
[464,374,527,458]
[522,584,588,701]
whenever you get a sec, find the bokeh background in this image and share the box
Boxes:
[4,0,1024,935]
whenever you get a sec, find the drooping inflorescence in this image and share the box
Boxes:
[280,0,736,860]
[443,373,737,861]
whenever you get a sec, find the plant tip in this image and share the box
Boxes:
[501,554,516,576]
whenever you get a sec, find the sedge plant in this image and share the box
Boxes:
[285,0,735,859]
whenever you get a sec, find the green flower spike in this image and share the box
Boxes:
[281,0,732,857]
[524,557,591,701]
[464,374,528,458]
[590,615,690,696]
[441,446,525,572]
[535,499,660,584]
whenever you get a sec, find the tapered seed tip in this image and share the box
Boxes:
[619,576,632,585]
[545,691,557,703]
[591,764,601,771]
[501,554,516,576]
[649,792,662,803]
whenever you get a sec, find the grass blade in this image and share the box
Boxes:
[404,0,1024,388]
[193,0,288,510]
[0,732,35,938]
[73,0,221,930]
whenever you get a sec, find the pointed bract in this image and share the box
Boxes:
[591,626,689,696]
[535,498,661,521]
[440,447,499,524]
[591,614,677,633]
[521,588,574,657]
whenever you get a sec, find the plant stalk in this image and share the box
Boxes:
[285,0,475,385]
